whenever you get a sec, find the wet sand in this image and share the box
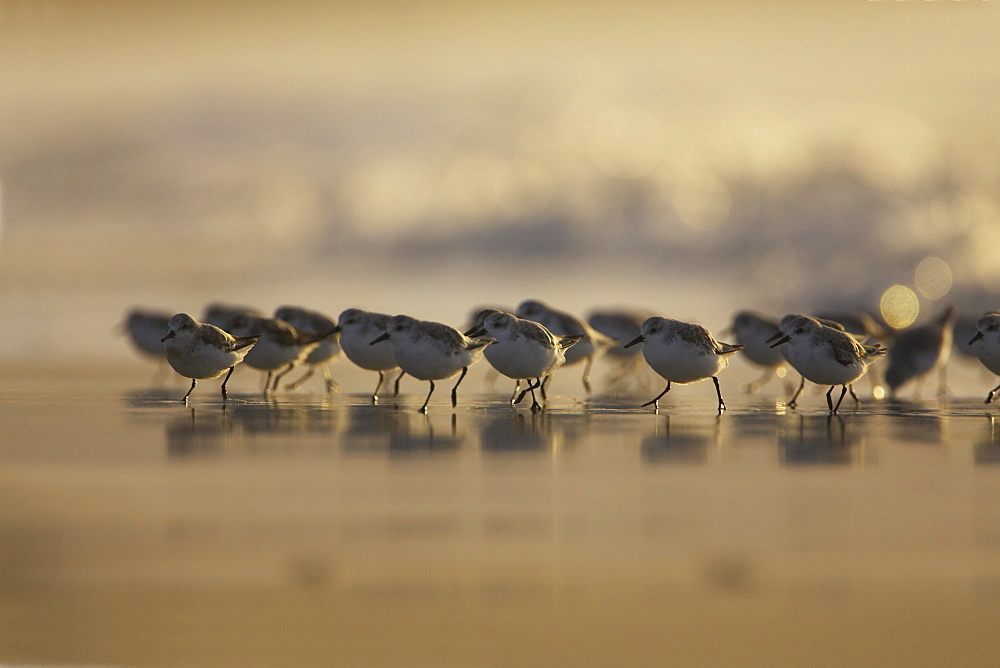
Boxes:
[2,363,1000,665]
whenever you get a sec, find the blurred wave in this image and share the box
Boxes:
[2,2,999,359]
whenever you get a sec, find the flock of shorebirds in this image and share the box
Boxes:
[125,300,1000,414]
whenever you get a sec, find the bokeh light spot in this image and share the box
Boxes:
[914,256,953,300]
[879,285,920,329]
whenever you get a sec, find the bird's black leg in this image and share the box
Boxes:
[831,385,848,414]
[372,370,385,405]
[450,367,469,408]
[529,378,542,412]
[787,376,805,409]
[393,370,405,396]
[509,379,521,406]
[826,386,835,412]
[181,379,197,403]
[540,376,549,401]
[712,376,726,414]
[514,378,542,406]
[419,380,435,413]
[986,381,1000,405]
[220,366,235,400]
[641,382,671,410]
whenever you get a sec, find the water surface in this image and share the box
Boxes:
[2,369,1000,665]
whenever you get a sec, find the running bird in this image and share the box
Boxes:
[371,315,493,413]
[160,313,258,402]
[273,306,342,392]
[767,314,859,408]
[770,316,887,414]
[467,311,580,411]
[884,306,955,399]
[515,299,616,396]
[228,314,330,395]
[464,308,523,403]
[968,312,1000,404]
[338,308,405,404]
[624,316,743,414]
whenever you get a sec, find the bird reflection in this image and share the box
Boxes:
[640,415,717,465]
[341,405,460,454]
[225,400,337,437]
[479,412,557,453]
[165,407,233,458]
[388,412,460,454]
[974,416,1000,466]
[162,400,339,458]
[779,414,859,466]
[124,387,184,407]
[879,402,947,445]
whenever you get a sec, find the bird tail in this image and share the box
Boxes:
[863,344,888,361]
[232,336,259,351]
[302,327,340,345]
[467,338,495,351]
[559,335,584,350]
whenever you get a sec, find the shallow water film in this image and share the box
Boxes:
[3,366,1000,665]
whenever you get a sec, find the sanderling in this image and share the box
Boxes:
[273,306,342,392]
[968,312,1000,404]
[813,309,888,344]
[587,308,654,392]
[728,311,789,393]
[467,311,580,411]
[202,303,264,333]
[228,314,330,395]
[371,315,492,412]
[770,316,886,413]
[624,316,743,414]
[123,309,172,359]
[160,313,258,402]
[884,306,955,399]
[813,309,888,400]
[767,314,859,408]
[586,309,648,361]
[464,308,523,402]
[515,299,616,396]
[338,308,405,404]
[122,307,172,382]
[464,308,509,337]
[953,313,984,362]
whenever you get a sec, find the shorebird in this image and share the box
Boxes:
[160,313,258,402]
[371,315,492,412]
[625,316,743,414]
